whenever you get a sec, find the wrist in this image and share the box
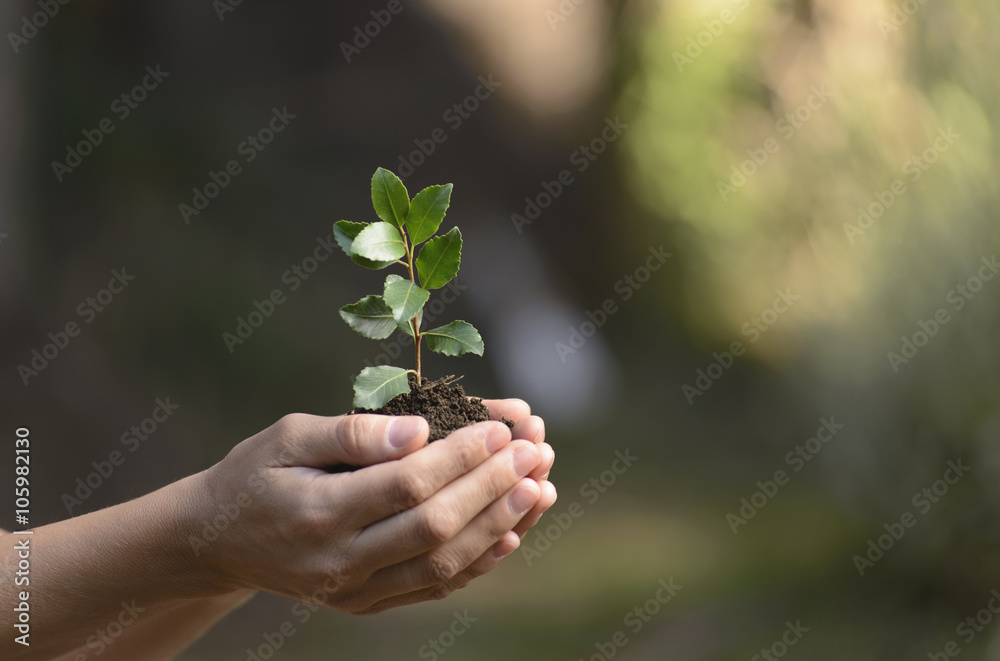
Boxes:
[141,470,238,599]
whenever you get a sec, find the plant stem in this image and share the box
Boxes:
[401,228,422,381]
[414,334,422,381]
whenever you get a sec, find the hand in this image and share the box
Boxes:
[191,407,555,614]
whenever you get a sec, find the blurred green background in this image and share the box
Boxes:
[2,0,1000,658]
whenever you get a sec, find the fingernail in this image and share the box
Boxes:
[512,445,538,477]
[388,417,423,449]
[510,487,537,515]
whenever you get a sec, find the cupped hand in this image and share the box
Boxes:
[192,406,554,614]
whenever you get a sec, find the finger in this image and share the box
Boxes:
[357,440,541,569]
[512,415,545,445]
[269,413,428,469]
[513,480,557,538]
[353,531,522,614]
[358,479,540,604]
[331,420,512,525]
[354,532,522,615]
[528,442,554,481]
[482,398,531,424]
[490,530,522,560]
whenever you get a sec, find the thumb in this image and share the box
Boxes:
[278,413,428,469]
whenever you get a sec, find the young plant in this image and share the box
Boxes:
[336,167,484,409]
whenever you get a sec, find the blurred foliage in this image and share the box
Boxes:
[622,0,999,517]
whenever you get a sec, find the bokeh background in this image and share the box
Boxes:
[2,0,1000,658]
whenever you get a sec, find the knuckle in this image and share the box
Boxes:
[269,413,310,461]
[273,413,307,437]
[393,471,434,510]
[415,506,458,545]
[425,553,462,584]
[301,505,331,530]
[451,436,484,469]
[335,415,372,458]
[282,506,330,543]
[321,555,355,588]
[428,584,452,601]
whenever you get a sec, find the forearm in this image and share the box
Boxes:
[1,472,229,660]
[50,589,256,661]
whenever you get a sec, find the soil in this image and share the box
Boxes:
[351,374,513,442]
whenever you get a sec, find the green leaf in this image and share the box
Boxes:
[382,275,420,335]
[339,295,397,340]
[416,227,462,289]
[353,366,412,409]
[405,184,452,245]
[371,168,410,228]
[383,279,430,325]
[351,222,406,262]
[333,221,395,270]
[423,320,484,357]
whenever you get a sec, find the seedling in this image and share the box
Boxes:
[336,167,484,409]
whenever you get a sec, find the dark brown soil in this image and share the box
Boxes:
[351,374,512,442]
